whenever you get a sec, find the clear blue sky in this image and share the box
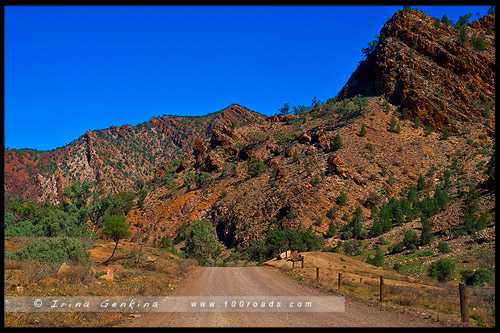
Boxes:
[5,5,490,150]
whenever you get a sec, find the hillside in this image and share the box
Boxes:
[5,9,496,258]
[5,104,264,203]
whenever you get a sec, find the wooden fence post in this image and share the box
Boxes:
[301,259,304,268]
[459,283,469,326]
[292,261,295,269]
[338,272,342,291]
[379,276,384,303]
[316,267,320,282]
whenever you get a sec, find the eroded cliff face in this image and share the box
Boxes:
[338,11,495,131]
[4,104,264,203]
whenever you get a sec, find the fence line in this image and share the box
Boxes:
[286,262,493,326]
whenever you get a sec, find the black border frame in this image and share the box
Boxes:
[1,0,497,331]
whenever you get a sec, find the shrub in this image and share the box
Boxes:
[462,268,494,286]
[342,239,363,256]
[393,262,402,272]
[366,245,384,267]
[402,230,418,250]
[185,219,224,266]
[428,259,456,282]
[9,237,90,264]
[102,214,131,264]
[438,241,451,254]
[311,175,321,186]
[336,192,348,205]
[358,124,367,137]
[330,134,343,152]
[247,159,266,178]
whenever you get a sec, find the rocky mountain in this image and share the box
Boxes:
[4,104,264,203]
[338,10,495,131]
[4,9,495,252]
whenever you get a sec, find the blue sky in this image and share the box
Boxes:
[5,5,490,150]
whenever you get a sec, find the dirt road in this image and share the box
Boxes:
[124,266,441,327]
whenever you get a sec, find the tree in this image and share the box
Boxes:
[455,13,472,29]
[361,38,378,59]
[347,207,364,239]
[458,25,468,47]
[441,15,452,26]
[185,219,224,266]
[102,215,131,264]
[278,103,290,116]
[325,222,337,238]
[417,174,426,191]
[420,216,434,245]
[370,207,383,237]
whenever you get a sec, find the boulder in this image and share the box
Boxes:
[56,262,72,277]
[327,155,349,178]
[98,268,114,282]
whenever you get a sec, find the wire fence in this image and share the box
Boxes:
[283,260,495,327]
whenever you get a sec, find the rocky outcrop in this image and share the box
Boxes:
[338,10,495,131]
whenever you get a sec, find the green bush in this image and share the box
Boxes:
[10,237,90,264]
[185,219,224,266]
[246,228,323,261]
[366,245,384,267]
[330,134,343,152]
[438,241,451,254]
[462,268,494,286]
[336,192,348,205]
[428,259,456,282]
[393,262,402,272]
[417,174,426,191]
[247,159,266,178]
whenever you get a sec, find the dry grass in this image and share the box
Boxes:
[266,251,495,327]
[4,240,197,327]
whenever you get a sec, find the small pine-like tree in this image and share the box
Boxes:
[420,217,434,245]
[417,175,426,191]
